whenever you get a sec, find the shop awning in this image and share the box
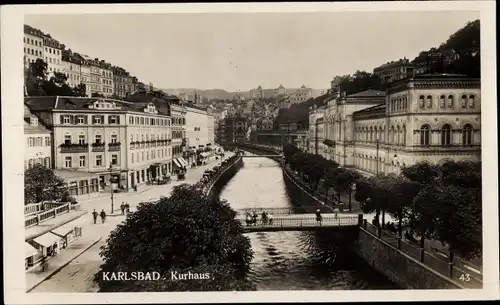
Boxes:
[178,157,188,166]
[32,232,61,248]
[25,242,39,258]
[51,224,74,237]
[200,152,210,158]
[173,158,182,168]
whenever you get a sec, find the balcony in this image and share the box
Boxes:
[92,142,106,152]
[60,143,88,153]
[109,142,121,151]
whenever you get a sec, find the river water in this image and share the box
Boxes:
[219,156,398,290]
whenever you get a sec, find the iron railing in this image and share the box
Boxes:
[238,215,359,229]
[25,202,82,228]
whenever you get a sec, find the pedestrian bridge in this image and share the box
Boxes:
[240,154,282,158]
[235,214,359,233]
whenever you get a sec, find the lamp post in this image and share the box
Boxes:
[108,163,115,214]
[376,138,380,174]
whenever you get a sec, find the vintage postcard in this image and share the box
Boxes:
[2,1,498,304]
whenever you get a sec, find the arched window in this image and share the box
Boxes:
[419,95,425,108]
[420,125,430,145]
[447,95,454,108]
[462,124,473,145]
[441,124,452,146]
[468,95,475,108]
[402,125,407,145]
[369,127,373,142]
[391,126,396,143]
[461,95,467,108]
[426,95,432,108]
[439,95,445,108]
[396,126,401,144]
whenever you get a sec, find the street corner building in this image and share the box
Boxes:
[24,96,177,197]
[304,73,481,176]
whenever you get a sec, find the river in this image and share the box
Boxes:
[219,156,398,290]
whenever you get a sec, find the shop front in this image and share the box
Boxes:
[51,224,80,249]
[173,157,188,173]
[31,231,62,257]
[25,242,41,269]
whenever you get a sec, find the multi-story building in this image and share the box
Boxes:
[24,105,52,170]
[308,105,325,156]
[112,66,133,98]
[314,74,480,176]
[218,116,247,144]
[184,105,215,164]
[24,96,174,197]
[287,85,313,104]
[61,50,83,89]
[100,61,114,97]
[373,58,414,84]
[84,57,103,96]
[43,34,64,78]
[24,25,45,67]
[169,99,188,171]
[277,84,286,96]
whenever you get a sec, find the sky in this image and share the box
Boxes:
[25,11,479,92]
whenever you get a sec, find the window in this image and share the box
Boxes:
[93,116,102,124]
[111,154,118,165]
[109,116,117,124]
[461,95,467,108]
[65,156,72,168]
[447,95,454,108]
[64,134,71,145]
[129,116,134,124]
[79,156,86,167]
[78,134,85,145]
[402,125,407,145]
[426,95,432,108]
[439,95,445,108]
[468,95,475,108]
[96,155,103,166]
[95,134,102,144]
[111,134,118,144]
[462,124,473,145]
[419,95,425,108]
[420,125,430,145]
[63,116,71,124]
[77,116,85,124]
[28,137,34,147]
[45,136,51,146]
[441,124,452,146]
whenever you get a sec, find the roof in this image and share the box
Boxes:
[25,96,169,116]
[347,89,386,98]
[352,103,386,116]
[24,105,51,134]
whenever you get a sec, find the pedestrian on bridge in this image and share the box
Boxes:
[268,213,273,225]
[315,209,322,224]
[92,209,98,224]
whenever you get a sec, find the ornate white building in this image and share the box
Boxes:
[316,74,481,176]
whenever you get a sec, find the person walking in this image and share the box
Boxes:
[120,202,125,215]
[268,213,273,225]
[100,209,107,224]
[125,203,130,214]
[92,209,98,224]
[315,209,322,224]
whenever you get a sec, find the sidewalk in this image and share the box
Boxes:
[25,234,102,292]
[25,210,88,241]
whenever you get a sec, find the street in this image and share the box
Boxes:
[30,156,231,292]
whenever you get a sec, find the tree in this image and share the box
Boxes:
[386,176,423,237]
[25,59,48,96]
[440,160,481,190]
[72,83,87,97]
[333,168,361,211]
[30,58,48,80]
[413,181,482,261]
[24,164,67,204]
[401,162,441,185]
[95,184,255,292]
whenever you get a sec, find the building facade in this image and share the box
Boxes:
[43,35,64,78]
[170,102,188,171]
[61,50,83,89]
[100,61,114,97]
[112,66,134,98]
[373,58,413,84]
[313,74,480,176]
[24,106,52,170]
[24,25,45,66]
[184,106,215,164]
[24,96,175,197]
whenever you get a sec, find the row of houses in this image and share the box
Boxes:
[24,24,147,98]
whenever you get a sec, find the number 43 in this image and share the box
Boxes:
[459,273,471,282]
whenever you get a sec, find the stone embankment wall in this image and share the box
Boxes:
[236,143,464,289]
[205,156,244,201]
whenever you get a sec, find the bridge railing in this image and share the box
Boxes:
[239,215,359,228]
[361,221,482,288]
[236,206,334,216]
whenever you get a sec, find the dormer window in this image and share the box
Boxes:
[77,116,85,124]
[63,115,71,124]
[30,117,38,126]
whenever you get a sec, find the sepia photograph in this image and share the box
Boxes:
[2,1,498,304]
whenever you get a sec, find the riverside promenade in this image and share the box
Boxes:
[28,153,233,292]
